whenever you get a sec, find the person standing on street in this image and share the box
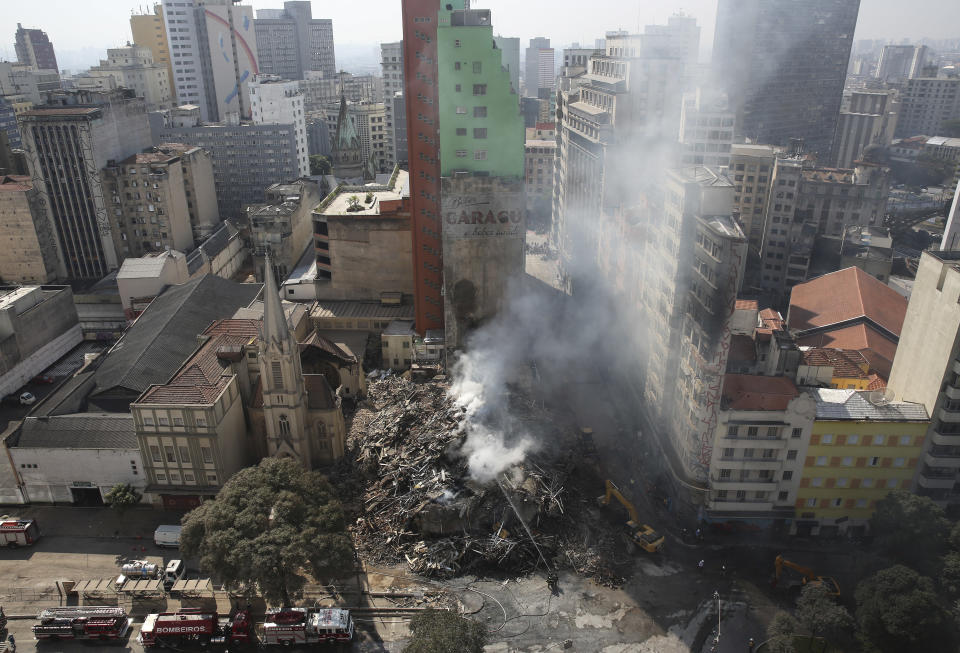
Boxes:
[698,559,705,573]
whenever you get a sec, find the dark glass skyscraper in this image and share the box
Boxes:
[712,0,860,157]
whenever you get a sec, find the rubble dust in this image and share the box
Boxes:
[333,375,632,586]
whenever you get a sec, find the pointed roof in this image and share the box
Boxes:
[262,255,290,348]
[334,94,360,152]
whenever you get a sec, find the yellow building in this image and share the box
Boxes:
[797,347,886,391]
[130,4,175,104]
[796,388,928,537]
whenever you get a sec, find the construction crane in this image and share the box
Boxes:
[774,554,840,596]
[598,480,664,553]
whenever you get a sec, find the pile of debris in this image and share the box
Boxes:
[337,375,631,585]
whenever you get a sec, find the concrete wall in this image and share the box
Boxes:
[12,447,146,504]
[0,182,59,284]
[182,149,220,237]
[441,175,525,348]
[316,215,413,301]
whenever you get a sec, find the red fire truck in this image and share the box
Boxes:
[138,607,253,648]
[0,518,40,547]
[32,606,132,641]
[262,607,354,647]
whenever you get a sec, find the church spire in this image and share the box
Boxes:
[262,254,289,348]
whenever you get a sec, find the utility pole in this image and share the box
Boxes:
[711,589,721,652]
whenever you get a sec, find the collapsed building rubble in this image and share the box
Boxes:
[335,375,631,586]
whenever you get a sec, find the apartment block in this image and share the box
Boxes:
[88,45,174,111]
[249,76,309,177]
[381,42,404,169]
[525,128,555,221]
[524,37,553,96]
[0,175,59,283]
[14,23,58,71]
[896,78,960,138]
[152,105,302,218]
[161,0,258,123]
[832,90,899,168]
[254,1,335,81]
[352,102,390,174]
[493,36,520,95]
[708,375,816,526]
[876,44,928,85]
[154,143,219,238]
[131,3,176,104]
[888,251,960,504]
[796,389,928,536]
[678,89,736,169]
[19,89,153,279]
[728,144,775,253]
[248,180,321,281]
[103,151,195,259]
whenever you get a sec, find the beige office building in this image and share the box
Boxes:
[130,4,176,104]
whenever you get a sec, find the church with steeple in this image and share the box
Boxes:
[248,257,349,467]
[331,91,368,181]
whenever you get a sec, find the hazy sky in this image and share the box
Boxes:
[0,0,958,70]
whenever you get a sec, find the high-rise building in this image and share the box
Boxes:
[437,3,526,347]
[14,23,58,72]
[151,143,219,239]
[832,91,899,168]
[678,88,736,168]
[352,102,390,174]
[887,250,960,505]
[19,89,153,279]
[644,13,700,89]
[875,45,928,84]
[88,45,174,111]
[254,1,336,81]
[381,42,404,168]
[896,78,960,138]
[103,151,196,259]
[0,61,61,106]
[401,0,444,334]
[0,175,59,283]
[151,104,304,218]
[494,36,520,95]
[524,37,553,96]
[160,0,259,123]
[728,143,776,254]
[131,4,176,104]
[248,76,309,178]
[712,0,859,156]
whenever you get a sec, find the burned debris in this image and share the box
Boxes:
[335,375,630,586]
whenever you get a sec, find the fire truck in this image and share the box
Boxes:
[138,607,253,648]
[0,517,40,547]
[262,607,354,647]
[32,606,132,641]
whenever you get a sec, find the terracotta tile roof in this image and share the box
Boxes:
[300,330,356,365]
[735,299,759,310]
[0,175,32,192]
[801,348,870,379]
[722,374,799,411]
[796,324,896,379]
[788,267,907,337]
[204,318,261,339]
[867,374,887,390]
[756,308,785,342]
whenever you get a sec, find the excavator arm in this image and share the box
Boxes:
[601,480,641,524]
[774,555,840,596]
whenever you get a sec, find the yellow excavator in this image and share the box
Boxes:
[774,554,840,596]
[598,480,665,553]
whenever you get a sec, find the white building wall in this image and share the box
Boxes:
[0,325,82,398]
[249,78,309,176]
[13,447,147,504]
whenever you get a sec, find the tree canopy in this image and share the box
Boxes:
[765,611,799,653]
[796,583,854,648]
[404,609,486,653]
[310,155,332,176]
[870,490,950,573]
[180,457,353,605]
[103,483,141,517]
[855,565,953,652]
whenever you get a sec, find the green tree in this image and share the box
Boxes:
[855,565,953,652]
[870,490,950,573]
[347,195,361,212]
[404,609,486,653]
[796,583,854,648]
[180,458,353,606]
[103,483,141,518]
[765,611,799,653]
[942,552,960,599]
[309,155,332,176]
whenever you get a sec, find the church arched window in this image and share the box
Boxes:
[278,415,290,436]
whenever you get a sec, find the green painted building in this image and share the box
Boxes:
[437,4,524,178]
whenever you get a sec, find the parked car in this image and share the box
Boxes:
[31,374,54,384]
[19,392,36,406]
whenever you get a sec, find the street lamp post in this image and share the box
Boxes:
[712,590,721,652]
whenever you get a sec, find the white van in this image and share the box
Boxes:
[153,524,182,548]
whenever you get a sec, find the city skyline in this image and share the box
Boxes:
[0,0,958,72]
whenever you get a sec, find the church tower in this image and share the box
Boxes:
[331,77,366,180]
[258,256,312,466]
